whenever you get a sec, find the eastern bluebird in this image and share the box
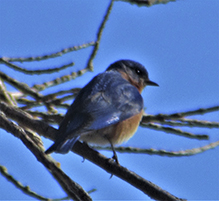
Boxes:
[45,59,158,163]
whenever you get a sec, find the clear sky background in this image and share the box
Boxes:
[0,0,219,200]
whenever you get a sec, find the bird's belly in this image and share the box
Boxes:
[80,110,143,145]
[112,110,143,144]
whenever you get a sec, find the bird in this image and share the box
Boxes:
[45,59,158,164]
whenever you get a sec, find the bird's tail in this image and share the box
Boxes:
[45,137,79,154]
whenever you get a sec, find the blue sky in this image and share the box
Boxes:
[0,0,219,200]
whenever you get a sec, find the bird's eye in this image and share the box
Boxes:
[135,68,142,75]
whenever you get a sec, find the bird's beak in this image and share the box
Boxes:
[146,80,159,86]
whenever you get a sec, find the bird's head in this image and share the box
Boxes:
[106,59,158,92]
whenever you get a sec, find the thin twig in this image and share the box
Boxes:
[0,165,50,201]
[32,68,89,91]
[0,71,42,100]
[117,0,175,6]
[0,78,17,105]
[27,111,63,124]
[42,88,81,101]
[0,58,74,75]
[86,0,114,70]
[94,141,219,157]
[141,122,209,139]
[143,106,219,122]
[160,118,219,128]
[1,42,95,62]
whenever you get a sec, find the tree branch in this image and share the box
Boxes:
[0,165,51,200]
[0,101,185,201]
[0,109,92,201]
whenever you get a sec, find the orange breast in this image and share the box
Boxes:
[110,109,143,144]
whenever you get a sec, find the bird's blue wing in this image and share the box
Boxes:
[86,83,143,130]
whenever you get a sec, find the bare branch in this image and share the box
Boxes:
[94,141,219,157]
[0,101,185,201]
[143,106,219,122]
[0,78,17,106]
[117,0,175,6]
[0,58,75,75]
[32,68,90,92]
[0,71,42,100]
[0,110,92,201]
[141,122,209,140]
[160,118,219,128]
[86,0,114,70]
[1,42,95,62]
[0,165,50,200]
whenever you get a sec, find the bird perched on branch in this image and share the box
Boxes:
[45,59,158,164]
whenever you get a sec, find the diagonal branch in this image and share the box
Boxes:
[86,0,114,70]
[0,165,50,200]
[0,101,185,201]
[0,109,92,201]
[1,42,95,62]
[0,71,42,100]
